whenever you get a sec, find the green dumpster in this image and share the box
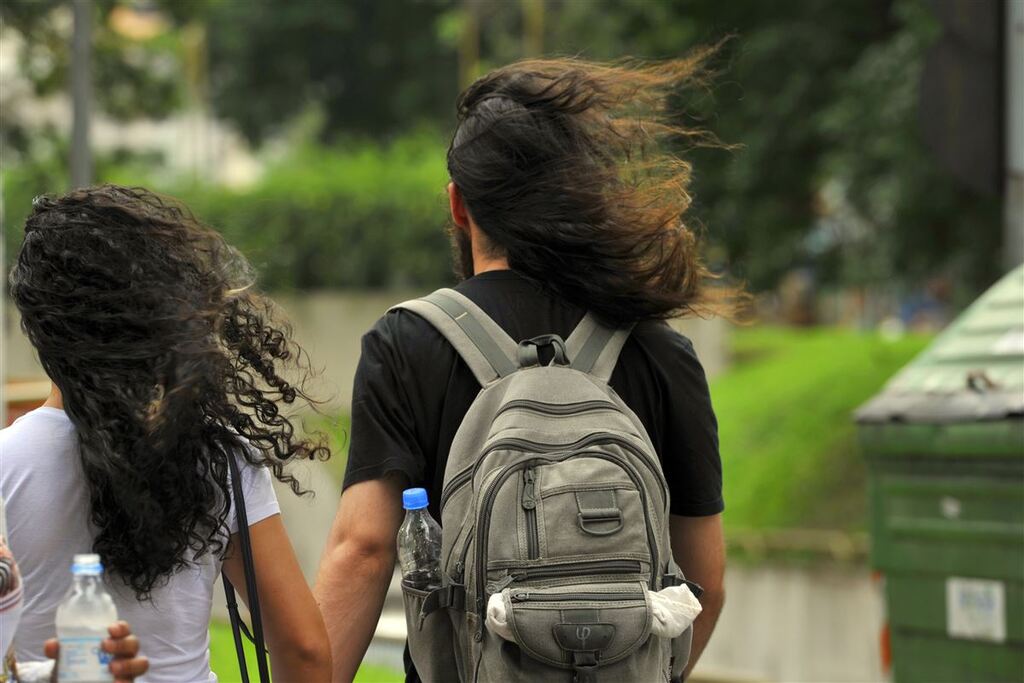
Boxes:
[856,265,1024,683]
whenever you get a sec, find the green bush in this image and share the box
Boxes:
[179,134,453,290]
[3,134,455,290]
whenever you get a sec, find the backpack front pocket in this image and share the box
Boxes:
[500,581,652,666]
[474,580,669,682]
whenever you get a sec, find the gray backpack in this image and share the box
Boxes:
[396,288,700,683]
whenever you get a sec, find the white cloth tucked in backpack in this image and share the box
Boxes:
[649,585,702,638]
[486,593,516,641]
[486,584,702,642]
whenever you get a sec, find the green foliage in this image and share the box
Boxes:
[2,133,452,290]
[1,138,165,269]
[177,134,452,290]
[815,0,1002,301]
[0,0,202,140]
[713,325,931,532]
[208,619,402,683]
[1,0,1003,298]
[204,0,458,144]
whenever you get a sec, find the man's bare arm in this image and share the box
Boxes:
[669,513,726,680]
[314,474,405,683]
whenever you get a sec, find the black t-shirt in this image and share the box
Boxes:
[343,270,724,519]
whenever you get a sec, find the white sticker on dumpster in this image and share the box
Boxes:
[946,577,1006,642]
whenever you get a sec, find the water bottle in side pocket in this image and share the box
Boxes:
[397,488,442,590]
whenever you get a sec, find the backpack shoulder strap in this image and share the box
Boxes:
[391,288,519,387]
[565,312,635,383]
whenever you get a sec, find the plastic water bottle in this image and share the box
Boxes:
[56,554,117,682]
[397,488,442,590]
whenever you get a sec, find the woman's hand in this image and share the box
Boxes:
[44,621,149,683]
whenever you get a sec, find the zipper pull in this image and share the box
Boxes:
[453,560,465,582]
[488,572,519,594]
[522,468,537,510]
[511,590,529,602]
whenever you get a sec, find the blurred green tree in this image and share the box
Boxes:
[0,0,207,147]
[204,0,459,145]
[1,0,1002,297]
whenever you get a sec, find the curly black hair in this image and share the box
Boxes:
[9,185,330,599]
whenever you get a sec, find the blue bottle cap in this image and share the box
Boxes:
[402,487,429,510]
[71,553,103,575]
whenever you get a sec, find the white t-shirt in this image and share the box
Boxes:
[0,407,280,683]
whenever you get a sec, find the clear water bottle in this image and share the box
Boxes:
[397,488,442,590]
[56,554,117,682]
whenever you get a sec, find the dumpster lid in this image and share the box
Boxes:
[856,266,1024,424]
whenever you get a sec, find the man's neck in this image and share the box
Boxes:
[468,222,510,275]
[473,258,510,275]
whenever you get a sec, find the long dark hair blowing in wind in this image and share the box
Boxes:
[9,185,329,599]
[448,51,744,324]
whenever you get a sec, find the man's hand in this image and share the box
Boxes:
[44,620,149,683]
[670,514,726,680]
[315,474,406,683]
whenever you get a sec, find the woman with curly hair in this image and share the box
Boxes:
[1,185,332,682]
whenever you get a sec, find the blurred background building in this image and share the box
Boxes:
[1,1,1021,681]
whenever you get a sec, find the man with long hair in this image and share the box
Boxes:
[316,55,734,682]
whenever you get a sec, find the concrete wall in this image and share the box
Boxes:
[696,563,886,682]
[4,290,731,411]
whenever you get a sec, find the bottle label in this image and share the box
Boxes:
[58,637,112,681]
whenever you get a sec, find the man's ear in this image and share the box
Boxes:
[448,182,470,230]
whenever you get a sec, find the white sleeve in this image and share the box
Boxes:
[227,455,281,535]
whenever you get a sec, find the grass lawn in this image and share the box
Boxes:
[714,326,930,532]
[209,619,403,682]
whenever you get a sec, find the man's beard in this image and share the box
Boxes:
[450,225,475,280]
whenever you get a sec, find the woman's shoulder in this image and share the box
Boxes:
[1,408,77,472]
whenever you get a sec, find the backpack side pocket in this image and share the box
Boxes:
[401,581,461,682]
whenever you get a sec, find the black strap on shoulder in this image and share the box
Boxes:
[661,573,704,600]
[222,454,270,683]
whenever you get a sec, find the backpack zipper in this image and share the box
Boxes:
[440,414,637,509]
[519,558,642,580]
[481,434,667,510]
[489,559,643,592]
[493,399,617,421]
[510,589,643,603]
[440,467,474,509]
[522,467,539,560]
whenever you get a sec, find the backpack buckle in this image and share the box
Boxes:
[571,652,600,683]
[517,334,570,368]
